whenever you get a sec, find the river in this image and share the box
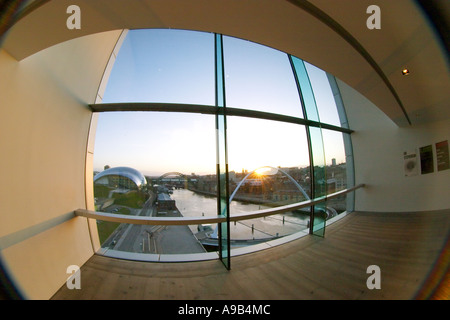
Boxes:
[171,188,310,241]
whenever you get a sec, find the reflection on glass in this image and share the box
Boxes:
[215,33,226,108]
[291,55,331,237]
[290,56,319,121]
[216,111,230,265]
[223,36,303,117]
[215,34,230,268]
[305,62,341,127]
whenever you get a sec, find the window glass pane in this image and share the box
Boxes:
[322,129,348,215]
[309,126,326,198]
[309,126,326,237]
[93,112,215,176]
[223,36,303,117]
[90,29,355,259]
[93,112,217,255]
[215,34,230,267]
[305,62,341,126]
[290,56,319,121]
[215,34,226,108]
[217,112,230,267]
[226,117,311,241]
[103,29,215,105]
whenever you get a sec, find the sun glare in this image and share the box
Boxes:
[254,167,273,176]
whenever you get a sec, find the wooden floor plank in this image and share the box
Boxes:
[51,210,449,300]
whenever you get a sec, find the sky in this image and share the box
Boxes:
[93,29,345,177]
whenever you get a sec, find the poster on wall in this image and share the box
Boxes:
[419,145,434,174]
[403,150,418,177]
[436,140,449,172]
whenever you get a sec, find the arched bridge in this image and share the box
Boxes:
[158,172,188,180]
[230,166,310,202]
[155,172,198,189]
[229,166,337,218]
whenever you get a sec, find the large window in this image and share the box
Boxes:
[104,29,215,105]
[226,117,311,241]
[91,29,354,264]
[223,36,303,117]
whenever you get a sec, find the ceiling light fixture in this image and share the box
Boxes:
[402,68,410,75]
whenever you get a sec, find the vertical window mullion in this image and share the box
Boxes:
[215,33,231,269]
[289,55,327,237]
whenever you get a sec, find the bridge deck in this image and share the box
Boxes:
[52,210,449,300]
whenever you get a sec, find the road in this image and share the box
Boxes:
[103,194,206,254]
[111,196,155,252]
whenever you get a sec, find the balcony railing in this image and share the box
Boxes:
[75,184,365,262]
[76,184,364,226]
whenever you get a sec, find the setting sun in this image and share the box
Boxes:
[254,166,276,176]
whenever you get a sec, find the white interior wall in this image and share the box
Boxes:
[0,31,121,299]
[338,79,450,212]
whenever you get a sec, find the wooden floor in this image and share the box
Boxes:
[52,210,449,300]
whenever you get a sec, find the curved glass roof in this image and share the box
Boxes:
[94,166,147,188]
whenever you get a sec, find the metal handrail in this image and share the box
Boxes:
[75,184,364,225]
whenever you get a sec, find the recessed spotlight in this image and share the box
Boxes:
[402,68,410,75]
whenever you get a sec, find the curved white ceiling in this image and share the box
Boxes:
[2,0,449,127]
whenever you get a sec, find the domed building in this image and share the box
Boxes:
[93,167,148,210]
[94,166,147,191]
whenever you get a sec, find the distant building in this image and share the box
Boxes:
[94,166,147,191]
[156,193,176,212]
